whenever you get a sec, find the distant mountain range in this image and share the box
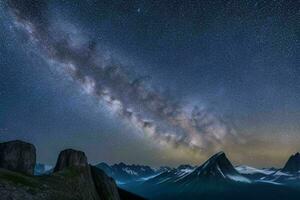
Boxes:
[93,151,300,184]
[34,163,53,175]
[95,162,159,183]
[94,152,300,200]
[33,151,300,200]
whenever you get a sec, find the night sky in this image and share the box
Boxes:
[0,0,299,168]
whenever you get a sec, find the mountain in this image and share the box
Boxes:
[131,152,252,199]
[0,140,145,200]
[257,152,300,185]
[34,163,53,175]
[127,152,300,200]
[142,169,176,185]
[154,166,173,173]
[177,164,194,170]
[235,165,276,180]
[96,162,158,183]
[236,164,300,186]
[1,140,300,200]
[96,162,113,176]
[258,170,295,184]
[250,153,300,185]
[141,164,194,186]
[178,151,250,184]
[282,152,300,173]
[141,152,250,188]
[97,163,194,186]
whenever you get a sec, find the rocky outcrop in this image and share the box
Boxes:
[90,166,121,200]
[52,148,101,200]
[53,149,88,172]
[0,141,144,200]
[282,152,300,173]
[0,140,36,175]
[91,165,146,200]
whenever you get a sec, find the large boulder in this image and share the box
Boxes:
[0,140,36,175]
[53,149,88,172]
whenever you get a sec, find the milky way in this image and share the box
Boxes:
[7,0,237,152]
[2,0,299,167]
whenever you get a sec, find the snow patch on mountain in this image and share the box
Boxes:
[123,168,138,176]
[235,165,275,175]
[227,174,251,183]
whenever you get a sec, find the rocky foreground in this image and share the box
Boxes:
[0,140,145,200]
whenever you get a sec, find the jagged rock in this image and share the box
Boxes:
[53,149,88,172]
[0,140,36,175]
[282,152,300,173]
[90,166,121,200]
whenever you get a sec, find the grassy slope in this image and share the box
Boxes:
[0,167,92,200]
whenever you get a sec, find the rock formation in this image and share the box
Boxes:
[0,140,144,200]
[91,166,121,200]
[53,149,88,172]
[0,140,36,175]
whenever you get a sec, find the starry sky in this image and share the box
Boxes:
[0,0,299,168]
